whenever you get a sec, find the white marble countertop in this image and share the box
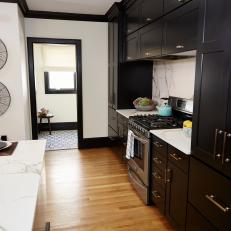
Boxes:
[0,140,46,231]
[116,109,158,119]
[150,129,191,155]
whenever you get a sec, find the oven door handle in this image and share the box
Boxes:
[132,133,149,144]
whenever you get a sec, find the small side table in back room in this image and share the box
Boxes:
[38,114,54,135]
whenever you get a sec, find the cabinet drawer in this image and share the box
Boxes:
[188,158,231,231]
[152,137,167,156]
[168,145,189,172]
[164,0,192,14]
[151,185,166,214]
[108,107,118,132]
[186,203,216,231]
[153,151,167,171]
[152,168,166,189]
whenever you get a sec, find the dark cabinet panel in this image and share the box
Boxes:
[192,0,231,178]
[126,0,163,34]
[188,157,231,231]
[151,183,166,214]
[108,107,118,133]
[126,1,140,34]
[186,203,216,231]
[162,0,199,55]
[140,0,163,25]
[168,145,189,173]
[139,20,162,58]
[125,32,139,61]
[164,0,192,14]
[166,161,188,231]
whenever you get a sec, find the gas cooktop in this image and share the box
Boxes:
[129,114,182,131]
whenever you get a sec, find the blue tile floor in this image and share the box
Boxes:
[38,130,78,151]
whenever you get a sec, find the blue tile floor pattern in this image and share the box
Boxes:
[38,130,78,151]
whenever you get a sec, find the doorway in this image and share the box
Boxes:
[27,38,83,150]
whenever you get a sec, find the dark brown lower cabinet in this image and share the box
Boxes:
[186,203,216,231]
[166,160,188,231]
[188,157,231,231]
[151,135,189,230]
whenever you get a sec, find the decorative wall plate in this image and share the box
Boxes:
[0,39,8,70]
[0,82,11,116]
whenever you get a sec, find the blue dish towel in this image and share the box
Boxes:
[126,130,134,160]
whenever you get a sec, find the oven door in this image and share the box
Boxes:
[127,131,150,186]
[128,166,149,205]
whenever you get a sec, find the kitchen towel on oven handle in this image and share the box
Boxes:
[126,130,135,159]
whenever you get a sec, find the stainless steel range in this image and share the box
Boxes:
[127,97,193,204]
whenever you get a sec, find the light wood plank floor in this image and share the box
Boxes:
[34,147,174,231]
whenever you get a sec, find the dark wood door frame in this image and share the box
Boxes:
[27,37,84,148]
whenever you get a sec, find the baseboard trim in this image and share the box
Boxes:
[79,137,111,149]
[38,122,78,131]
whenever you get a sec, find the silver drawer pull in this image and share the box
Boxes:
[152,191,161,199]
[205,194,230,213]
[170,153,182,161]
[154,141,163,148]
[153,172,163,180]
[153,157,162,164]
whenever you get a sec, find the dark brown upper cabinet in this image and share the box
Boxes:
[126,1,141,34]
[139,20,163,58]
[164,0,192,14]
[192,0,231,178]
[162,0,199,55]
[126,0,163,34]
[125,32,139,61]
[140,0,163,25]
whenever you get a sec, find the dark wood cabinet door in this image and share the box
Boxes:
[126,1,140,34]
[108,107,118,134]
[166,161,188,231]
[192,0,231,177]
[140,0,163,25]
[188,158,231,231]
[139,20,162,58]
[186,203,216,231]
[162,0,199,55]
[164,0,192,14]
[125,32,139,61]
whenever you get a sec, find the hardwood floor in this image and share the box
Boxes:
[34,147,174,231]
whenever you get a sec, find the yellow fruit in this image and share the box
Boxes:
[183,120,192,128]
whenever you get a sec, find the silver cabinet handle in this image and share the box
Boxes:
[153,157,162,164]
[221,132,227,164]
[152,191,161,199]
[153,141,163,148]
[205,194,230,213]
[153,172,163,180]
[214,129,223,159]
[165,169,171,183]
[169,153,182,161]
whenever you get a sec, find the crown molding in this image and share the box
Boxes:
[0,0,109,22]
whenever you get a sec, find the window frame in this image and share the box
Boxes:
[44,71,77,94]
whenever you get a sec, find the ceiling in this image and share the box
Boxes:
[26,0,120,15]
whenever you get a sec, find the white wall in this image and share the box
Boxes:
[0,3,31,140]
[153,58,196,104]
[34,44,77,123]
[25,18,108,138]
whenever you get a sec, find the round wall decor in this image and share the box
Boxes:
[0,39,8,70]
[0,82,11,116]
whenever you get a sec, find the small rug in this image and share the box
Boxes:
[38,130,78,151]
